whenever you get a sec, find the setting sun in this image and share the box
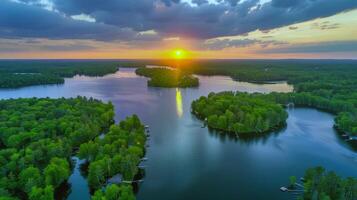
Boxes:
[173,49,186,59]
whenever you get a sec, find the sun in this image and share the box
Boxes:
[172,49,186,59]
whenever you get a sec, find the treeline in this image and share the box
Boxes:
[135,67,199,88]
[0,97,114,200]
[163,60,357,136]
[0,60,119,88]
[77,115,146,199]
[191,92,288,134]
[191,91,357,136]
[0,73,64,88]
[258,92,357,136]
[289,167,357,200]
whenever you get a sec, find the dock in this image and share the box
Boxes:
[122,179,144,184]
[346,136,357,141]
[280,177,305,193]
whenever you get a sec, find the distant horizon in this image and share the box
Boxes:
[1,58,357,61]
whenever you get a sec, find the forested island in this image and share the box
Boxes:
[191,92,288,134]
[0,60,119,88]
[192,90,357,138]
[287,167,357,200]
[141,60,357,137]
[135,67,199,88]
[0,97,145,200]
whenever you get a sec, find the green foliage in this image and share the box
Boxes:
[150,59,357,136]
[92,185,135,200]
[135,67,199,88]
[298,167,357,200]
[192,92,288,134]
[289,176,296,188]
[44,158,70,187]
[19,166,42,193]
[0,60,119,88]
[0,74,63,88]
[0,97,114,199]
[82,115,146,190]
[29,186,54,200]
[261,92,357,136]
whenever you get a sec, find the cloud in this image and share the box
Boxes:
[203,38,288,50]
[0,0,171,43]
[0,38,96,52]
[71,13,96,23]
[311,21,340,30]
[258,40,357,53]
[1,0,357,42]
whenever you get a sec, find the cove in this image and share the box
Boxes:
[0,68,355,200]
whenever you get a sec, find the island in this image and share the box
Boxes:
[0,97,145,200]
[156,60,356,139]
[135,67,199,88]
[191,91,288,134]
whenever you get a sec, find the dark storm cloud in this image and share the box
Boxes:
[1,0,357,41]
[271,0,302,8]
[0,0,141,41]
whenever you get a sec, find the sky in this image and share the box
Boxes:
[0,0,357,59]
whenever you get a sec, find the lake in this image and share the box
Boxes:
[0,68,355,200]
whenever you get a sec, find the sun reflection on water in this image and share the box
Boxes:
[176,88,183,117]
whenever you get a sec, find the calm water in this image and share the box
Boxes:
[0,68,356,200]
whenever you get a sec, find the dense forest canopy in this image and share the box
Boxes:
[191,92,288,134]
[0,97,116,199]
[135,67,199,88]
[78,115,146,199]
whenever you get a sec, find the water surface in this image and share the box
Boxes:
[0,68,355,200]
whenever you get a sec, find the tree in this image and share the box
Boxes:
[29,186,54,200]
[289,176,296,189]
[105,184,121,200]
[88,161,105,189]
[118,185,135,200]
[44,158,70,187]
[19,166,42,193]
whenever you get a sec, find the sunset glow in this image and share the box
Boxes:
[173,50,186,59]
[0,0,356,59]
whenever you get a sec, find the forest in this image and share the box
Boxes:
[78,115,146,199]
[141,59,357,137]
[288,167,357,200]
[0,60,119,88]
[191,92,288,134]
[0,97,141,200]
[135,67,199,88]
[192,90,357,138]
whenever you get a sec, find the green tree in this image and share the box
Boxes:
[19,166,42,193]
[44,158,70,187]
[29,186,54,200]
